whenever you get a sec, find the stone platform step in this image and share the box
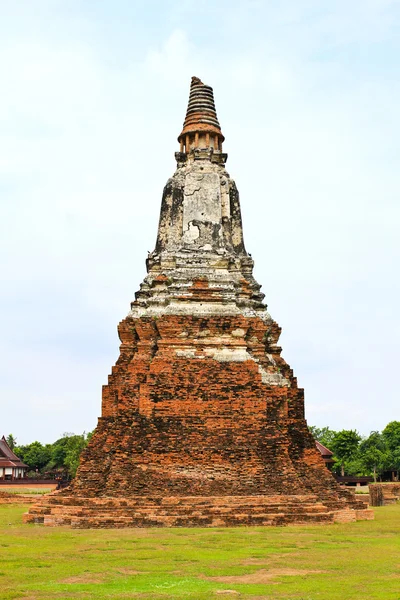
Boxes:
[23,493,373,528]
[27,510,335,528]
[42,494,322,507]
[26,501,329,516]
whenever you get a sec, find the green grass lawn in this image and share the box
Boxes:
[0,503,399,600]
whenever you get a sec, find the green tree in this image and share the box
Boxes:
[331,430,361,476]
[339,455,366,477]
[359,431,386,452]
[63,432,92,478]
[14,441,52,472]
[308,426,337,449]
[359,432,389,482]
[362,447,389,482]
[382,421,400,452]
[386,447,400,482]
[13,431,93,478]
[47,433,76,471]
[6,434,17,450]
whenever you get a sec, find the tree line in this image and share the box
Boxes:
[5,432,92,478]
[309,421,400,482]
[5,420,400,482]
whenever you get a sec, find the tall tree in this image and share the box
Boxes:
[48,433,76,470]
[14,441,52,472]
[385,447,400,482]
[308,426,337,449]
[6,434,17,450]
[382,421,400,452]
[358,431,391,482]
[63,433,92,477]
[331,430,361,476]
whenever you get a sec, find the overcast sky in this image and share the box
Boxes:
[1,0,399,445]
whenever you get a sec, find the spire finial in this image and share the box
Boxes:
[178,76,224,153]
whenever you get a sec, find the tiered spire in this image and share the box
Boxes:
[178,77,225,153]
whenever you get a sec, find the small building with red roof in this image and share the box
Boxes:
[315,440,335,470]
[0,436,28,480]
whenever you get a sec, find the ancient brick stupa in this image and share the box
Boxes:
[25,77,372,527]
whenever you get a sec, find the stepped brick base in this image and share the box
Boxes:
[24,312,374,528]
[0,491,37,504]
[24,493,373,528]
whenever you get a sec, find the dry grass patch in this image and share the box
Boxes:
[59,573,107,584]
[115,568,146,576]
[205,567,324,584]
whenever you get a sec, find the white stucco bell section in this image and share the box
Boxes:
[131,146,267,321]
[183,171,222,233]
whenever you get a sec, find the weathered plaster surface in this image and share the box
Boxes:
[133,150,266,337]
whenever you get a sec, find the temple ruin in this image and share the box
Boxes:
[25,77,373,527]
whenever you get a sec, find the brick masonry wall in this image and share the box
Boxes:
[0,491,37,504]
[24,311,373,527]
[370,483,400,506]
[74,313,325,496]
